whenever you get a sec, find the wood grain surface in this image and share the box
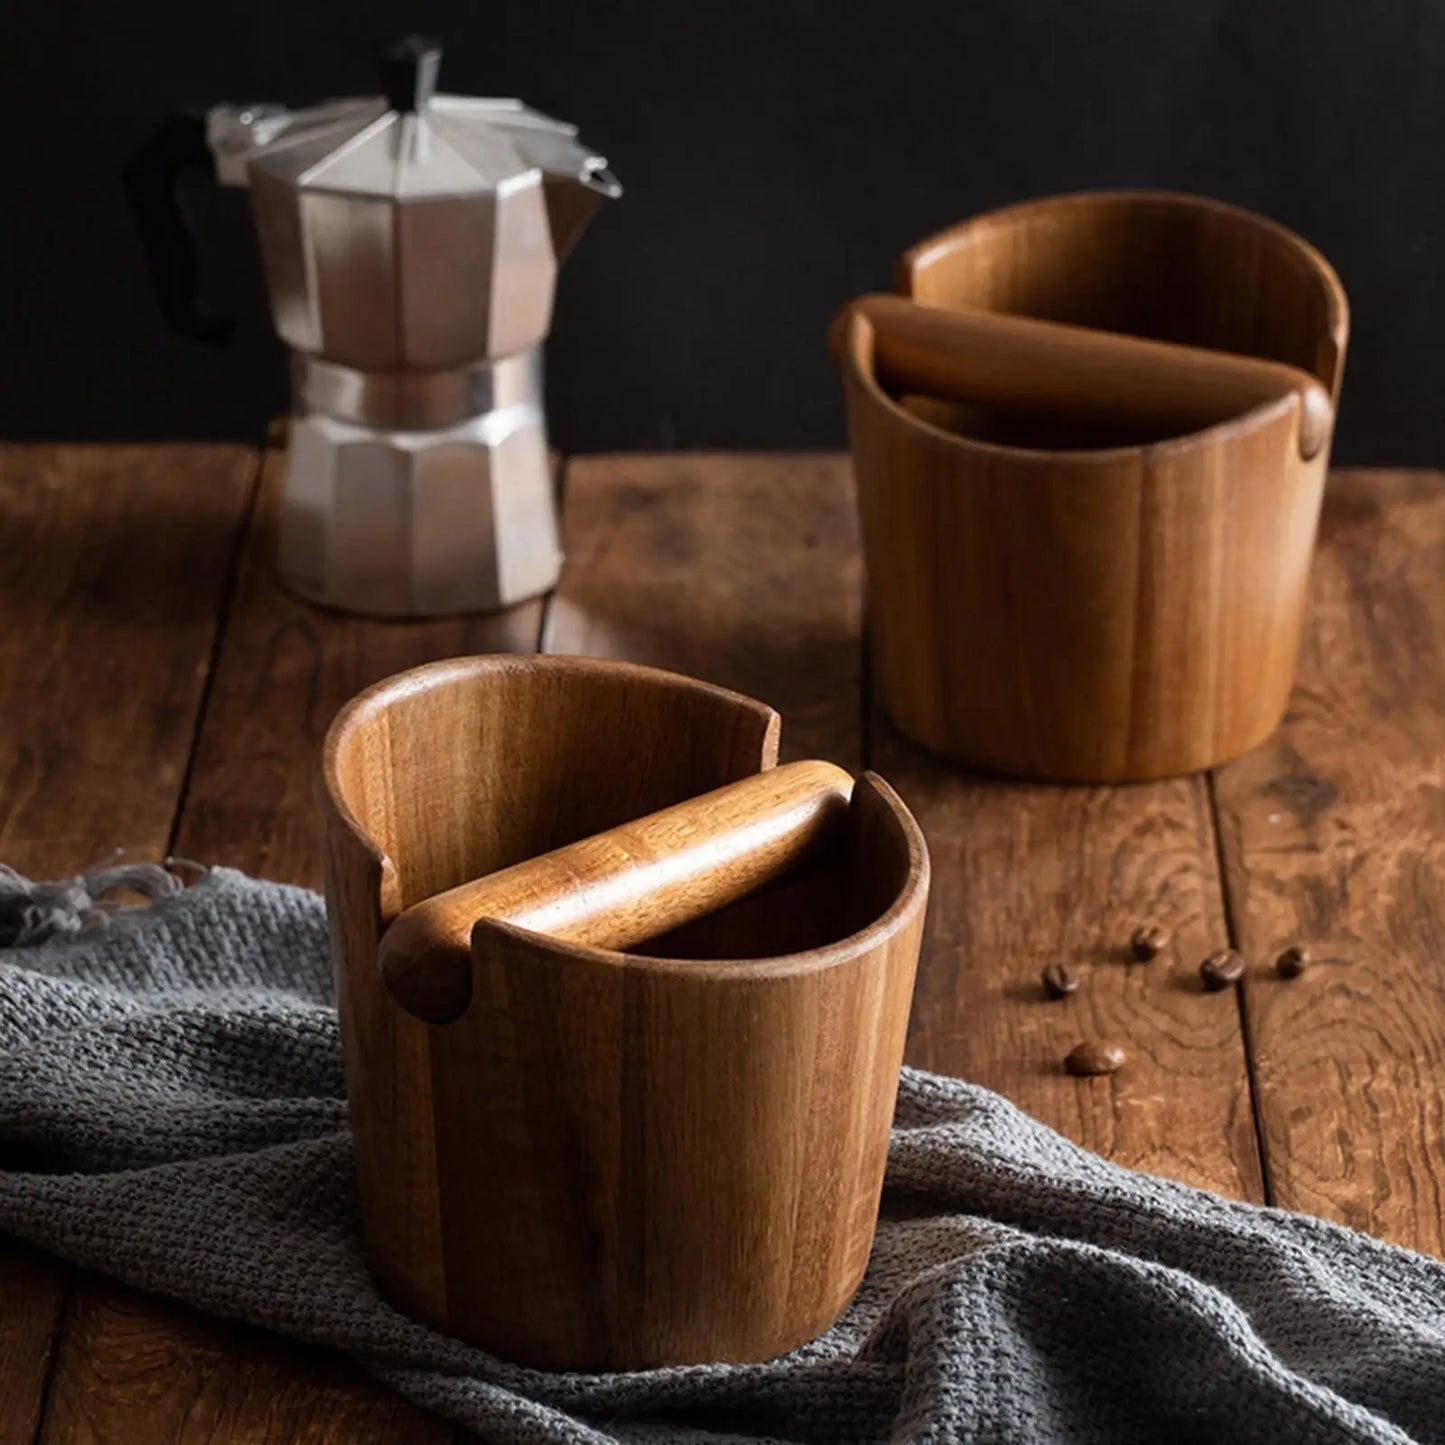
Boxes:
[874,733,1266,1197]
[547,453,864,770]
[4,444,1445,1440]
[38,1293,427,1444]
[0,444,257,878]
[1214,470,1445,1252]
[842,191,1348,783]
[0,444,258,1445]
[318,646,924,1367]
[27,452,542,1445]
[0,1249,63,1445]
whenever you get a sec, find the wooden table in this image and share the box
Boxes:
[2,445,1443,1441]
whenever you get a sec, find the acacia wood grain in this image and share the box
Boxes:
[38,452,540,1445]
[1213,470,1445,1254]
[0,443,258,1445]
[512,457,932,1366]
[320,653,779,1349]
[319,653,926,1368]
[841,192,1348,782]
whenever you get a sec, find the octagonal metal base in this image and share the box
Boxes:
[275,357,561,618]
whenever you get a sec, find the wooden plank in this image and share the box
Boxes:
[872,733,1265,1197]
[547,453,863,769]
[39,452,544,1445]
[0,444,257,877]
[0,1248,66,1445]
[40,1295,427,1444]
[1214,470,1445,1251]
[0,443,258,1445]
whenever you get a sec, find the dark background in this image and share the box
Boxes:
[4,1,1443,461]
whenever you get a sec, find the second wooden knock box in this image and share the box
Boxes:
[835,191,1349,782]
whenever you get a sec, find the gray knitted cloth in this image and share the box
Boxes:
[2,866,1444,1444]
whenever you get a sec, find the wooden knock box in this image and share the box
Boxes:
[836,191,1349,782]
[317,655,930,1369]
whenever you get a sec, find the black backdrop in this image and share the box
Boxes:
[5,1,1444,461]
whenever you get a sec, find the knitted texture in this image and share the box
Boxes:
[1,867,1444,1444]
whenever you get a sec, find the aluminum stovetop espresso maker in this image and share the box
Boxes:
[129,37,620,616]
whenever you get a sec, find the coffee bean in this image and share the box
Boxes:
[1200,948,1246,991]
[1066,1040,1126,1076]
[1275,945,1311,979]
[1041,962,1080,999]
[1130,923,1170,961]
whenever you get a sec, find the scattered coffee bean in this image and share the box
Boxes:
[1066,1040,1126,1077]
[1130,923,1170,961]
[1275,945,1311,979]
[1041,962,1080,999]
[1200,948,1246,991]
